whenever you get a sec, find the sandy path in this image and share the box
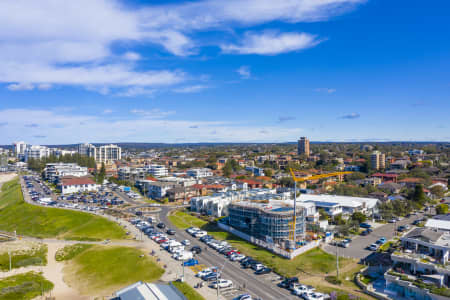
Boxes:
[0,173,17,189]
[0,242,89,300]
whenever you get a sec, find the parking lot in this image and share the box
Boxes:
[323,213,430,260]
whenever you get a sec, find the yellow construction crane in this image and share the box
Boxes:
[288,169,353,245]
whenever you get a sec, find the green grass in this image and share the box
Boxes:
[0,244,47,271]
[0,271,53,300]
[55,244,93,262]
[65,245,164,294]
[0,178,127,241]
[168,211,353,277]
[168,211,208,229]
[172,281,205,300]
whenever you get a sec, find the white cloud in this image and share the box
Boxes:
[174,85,210,93]
[116,87,157,97]
[237,66,251,79]
[123,52,141,61]
[130,109,176,119]
[222,31,321,55]
[6,82,34,91]
[0,108,304,144]
[315,88,336,93]
[102,109,113,114]
[0,0,364,94]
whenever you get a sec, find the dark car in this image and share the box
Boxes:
[167,229,176,235]
[278,277,299,288]
[191,246,202,254]
[412,219,421,225]
[203,272,221,281]
[157,223,166,229]
[360,223,372,229]
[255,267,271,275]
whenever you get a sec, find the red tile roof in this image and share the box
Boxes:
[398,177,424,183]
[60,176,96,186]
[372,173,399,178]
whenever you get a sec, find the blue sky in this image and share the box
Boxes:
[0,0,449,144]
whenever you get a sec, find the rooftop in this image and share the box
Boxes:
[60,176,96,186]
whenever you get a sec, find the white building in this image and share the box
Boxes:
[78,143,121,163]
[24,145,50,161]
[13,141,27,158]
[190,188,281,217]
[186,168,213,178]
[114,281,186,300]
[44,163,88,183]
[299,194,378,216]
[142,181,178,199]
[58,176,98,194]
[146,164,168,177]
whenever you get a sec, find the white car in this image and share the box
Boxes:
[252,263,264,271]
[209,279,233,289]
[194,230,207,238]
[292,284,313,296]
[369,243,379,251]
[182,239,191,246]
[230,254,246,261]
[196,267,217,278]
[304,292,325,300]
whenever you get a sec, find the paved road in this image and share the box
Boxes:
[323,213,429,259]
[159,207,298,300]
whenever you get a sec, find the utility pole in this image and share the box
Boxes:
[336,240,339,279]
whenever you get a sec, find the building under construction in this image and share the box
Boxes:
[227,200,312,245]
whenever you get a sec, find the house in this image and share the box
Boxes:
[143,181,179,199]
[371,172,399,183]
[378,182,402,194]
[390,159,410,169]
[58,176,98,195]
[166,186,196,202]
[425,215,450,232]
[398,178,424,189]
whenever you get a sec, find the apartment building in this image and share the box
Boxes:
[228,200,307,244]
[13,141,27,159]
[78,143,121,163]
[44,163,88,183]
[145,164,168,177]
[370,151,386,170]
[297,137,310,157]
[24,145,50,161]
[186,168,213,178]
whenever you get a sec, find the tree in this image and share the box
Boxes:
[222,163,232,177]
[264,169,273,177]
[411,184,427,205]
[436,204,448,215]
[351,212,367,224]
[430,186,445,199]
[97,162,106,184]
[318,208,328,221]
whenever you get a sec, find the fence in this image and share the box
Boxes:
[217,222,320,259]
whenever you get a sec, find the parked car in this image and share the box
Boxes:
[278,277,299,288]
[182,239,190,246]
[235,294,252,300]
[369,243,379,251]
[255,267,271,275]
[209,279,233,289]
[203,272,221,281]
[157,223,166,229]
[191,246,202,254]
[196,267,218,278]
[359,223,372,229]
[183,258,199,266]
[167,229,176,235]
